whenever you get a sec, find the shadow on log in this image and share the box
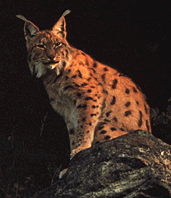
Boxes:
[32,130,171,198]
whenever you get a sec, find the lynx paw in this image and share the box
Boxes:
[70,145,91,159]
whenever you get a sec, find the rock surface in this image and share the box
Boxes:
[32,130,171,198]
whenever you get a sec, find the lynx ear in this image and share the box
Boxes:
[52,10,71,39]
[16,15,39,41]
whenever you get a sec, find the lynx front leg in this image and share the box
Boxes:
[70,105,101,159]
[68,90,103,159]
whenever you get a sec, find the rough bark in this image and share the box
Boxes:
[31,130,171,198]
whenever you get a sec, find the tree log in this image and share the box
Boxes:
[32,130,171,198]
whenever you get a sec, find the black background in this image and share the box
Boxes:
[0,0,171,193]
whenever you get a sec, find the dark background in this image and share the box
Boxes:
[0,0,171,195]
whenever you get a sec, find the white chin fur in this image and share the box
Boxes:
[35,63,47,78]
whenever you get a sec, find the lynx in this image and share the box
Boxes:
[17,10,151,160]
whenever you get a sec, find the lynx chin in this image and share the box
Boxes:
[17,10,151,161]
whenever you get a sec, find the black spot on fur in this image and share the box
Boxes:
[62,61,66,67]
[68,69,71,73]
[87,77,91,81]
[93,62,97,68]
[81,83,88,87]
[85,97,94,101]
[103,67,108,71]
[138,111,143,127]
[77,70,82,78]
[89,122,92,126]
[101,74,106,82]
[77,104,87,108]
[125,102,130,107]
[72,75,77,78]
[105,135,111,140]
[65,76,69,80]
[90,68,96,73]
[110,96,116,105]
[82,52,86,56]
[100,130,107,134]
[87,89,92,93]
[85,58,89,66]
[106,111,112,117]
[90,113,97,117]
[113,117,117,122]
[104,119,110,122]
[101,99,106,111]
[92,105,96,108]
[82,118,86,122]
[64,85,74,90]
[111,79,118,89]
[125,89,130,94]
[77,92,82,97]
[69,61,74,67]
[125,111,131,116]
[69,129,74,134]
[146,120,150,131]
[136,101,139,105]
[144,104,148,114]
[91,86,95,88]
[87,130,89,133]
[120,128,124,131]
[111,127,116,131]
[102,89,108,94]
[74,83,80,87]
[133,87,138,93]
[98,126,104,130]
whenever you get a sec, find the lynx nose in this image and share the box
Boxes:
[47,53,55,60]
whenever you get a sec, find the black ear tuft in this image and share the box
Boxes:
[16,15,39,40]
[52,10,71,39]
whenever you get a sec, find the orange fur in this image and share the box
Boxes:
[17,10,151,159]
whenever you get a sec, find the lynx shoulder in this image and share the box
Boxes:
[17,10,151,159]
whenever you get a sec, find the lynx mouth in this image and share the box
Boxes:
[44,61,59,65]
[44,61,59,70]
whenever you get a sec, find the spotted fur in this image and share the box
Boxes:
[17,10,151,159]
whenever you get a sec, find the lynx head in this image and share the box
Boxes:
[17,10,72,78]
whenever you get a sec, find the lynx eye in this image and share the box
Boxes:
[37,44,45,49]
[54,42,62,48]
